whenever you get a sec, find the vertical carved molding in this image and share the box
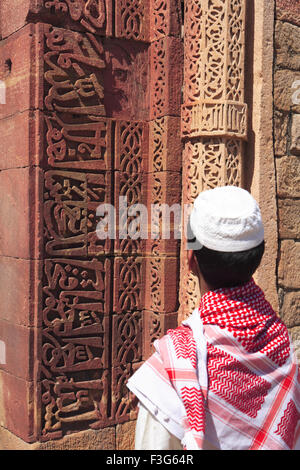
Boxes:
[179,0,247,321]
[39,2,150,439]
[143,0,183,358]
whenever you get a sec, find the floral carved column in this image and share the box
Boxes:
[179,0,248,321]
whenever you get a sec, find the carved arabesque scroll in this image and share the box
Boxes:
[179,0,247,321]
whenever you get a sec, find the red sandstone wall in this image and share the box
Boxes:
[0,0,183,446]
[274,0,300,354]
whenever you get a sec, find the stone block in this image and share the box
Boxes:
[278,240,300,289]
[149,0,182,41]
[149,36,183,120]
[273,110,289,156]
[274,69,300,113]
[0,111,43,170]
[111,363,141,424]
[114,170,148,256]
[116,420,136,450]
[0,370,36,443]
[0,320,37,381]
[0,425,117,450]
[115,0,149,41]
[146,171,182,256]
[39,426,116,450]
[289,327,300,363]
[278,199,300,239]
[44,170,113,258]
[0,0,34,38]
[145,257,180,313]
[276,156,300,198]
[275,21,300,70]
[0,257,42,327]
[280,291,300,329]
[113,257,145,313]
[276,0,300,27]
[112,311,143,367]
[149,116,182,172]
[0,167,43,259]
[143,311,178,359]
[290,113,300,155]
[0,24,43,120]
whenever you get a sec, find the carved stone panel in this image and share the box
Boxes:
[179,0,247,321]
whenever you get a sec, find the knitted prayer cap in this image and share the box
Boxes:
[189,186,264,252]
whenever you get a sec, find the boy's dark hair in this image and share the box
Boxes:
[188,220,265,290]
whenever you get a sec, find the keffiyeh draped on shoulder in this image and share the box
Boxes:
[127,280,300,450]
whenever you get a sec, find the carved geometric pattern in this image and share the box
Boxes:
[34,0,183,439]
[182,138,242,205]
[115,0,147,41]
[183,0,203,103]
[207,345,272,418]
[151,0,168,40]
[113,312,143,365]
[183,0,245,105]
[226,0,245,102]
[150,38,167,119]
[275,400,300,449]
[115,120,145,254]
[180,0,246,320]
[113,257,143,313]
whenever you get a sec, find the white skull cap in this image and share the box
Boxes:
[189,186,265,252]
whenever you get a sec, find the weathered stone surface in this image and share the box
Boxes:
[0,371,35,443]
[276,0,300,27]
[280,291,300,328]
[275,21,300,70]
[0,425,116,450]
[278,199,300,239]
[274,69,300,113]
[0,257,41,327]
[0,167,43,259]
[149,36,183,120]
[290,113,300,155]
[0,111,43,170]
[0,0,33,39]
[149,116,182,173]
[0,0,113,39]
[0,24,42,120]
[273,110,289,156]
[289,327,300,362]
[276,156,300,198]
[116,420,136,450]
[247,0,278,313]
[145,257,180,313]
[0,320,37,381]
[278,240,300,289]
[39,427,116,450]
[143,311,178,359]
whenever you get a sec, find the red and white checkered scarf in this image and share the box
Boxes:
[128,279,300,450]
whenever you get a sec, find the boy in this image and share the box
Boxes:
[127,186,299,450]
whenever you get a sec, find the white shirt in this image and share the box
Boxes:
[135,403,218,450]
[135,403,183,450]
